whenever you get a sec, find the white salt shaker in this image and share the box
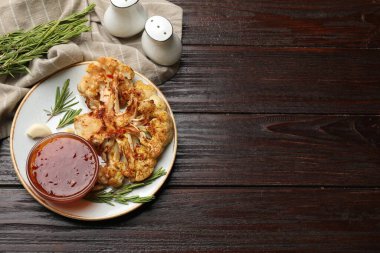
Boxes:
[141,16,182,66]
[103,0,148,38]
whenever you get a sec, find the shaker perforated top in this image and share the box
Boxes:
[111,0,138,8]
[145,16,173,42]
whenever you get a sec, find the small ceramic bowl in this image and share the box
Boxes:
[26,133,99,203]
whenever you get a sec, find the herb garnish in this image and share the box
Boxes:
[57,108,82,128]
[44,79,78,122]
[0,4,95,77]
[85,167,167,206]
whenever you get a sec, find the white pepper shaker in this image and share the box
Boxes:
[141,16,182,66]
[103,0,148,38]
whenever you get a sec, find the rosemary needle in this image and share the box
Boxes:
[85,168,167,206]
[44,79,78,121]
[115,196,155,205]
[57,108,82,129]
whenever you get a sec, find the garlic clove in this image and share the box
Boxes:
[26,124,52,139]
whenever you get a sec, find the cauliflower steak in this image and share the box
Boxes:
[74,57,173,188]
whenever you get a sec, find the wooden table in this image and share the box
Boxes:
[1,0,380,251]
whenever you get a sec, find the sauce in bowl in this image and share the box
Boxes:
[26,133,99,203]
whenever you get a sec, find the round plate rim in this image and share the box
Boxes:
[9,61,178,221]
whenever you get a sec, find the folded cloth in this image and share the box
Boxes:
[0,0,182,139]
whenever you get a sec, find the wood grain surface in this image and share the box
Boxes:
[1,187,380,252]
[2,0,380,252]
[175,0,380,48]
[164,46,380,114]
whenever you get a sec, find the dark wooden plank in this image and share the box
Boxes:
[3,114,380,187]
[2,47,380,122]
[173,114,380,186]
[0,187,380,252]
[163,46,380,114]
[174,0,380,48]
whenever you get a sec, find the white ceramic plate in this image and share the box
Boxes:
[10,62,177,220]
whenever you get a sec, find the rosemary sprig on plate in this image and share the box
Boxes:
[85,167,167,206]
[44,79,78,121]
[57,108,82,128]
[0,4,95,77]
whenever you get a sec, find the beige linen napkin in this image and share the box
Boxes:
[0,0,182,139]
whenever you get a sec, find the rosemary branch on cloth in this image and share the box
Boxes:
[0,4,95,77]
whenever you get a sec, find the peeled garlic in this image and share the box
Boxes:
[150,94,166,110]
[26,124,52,139]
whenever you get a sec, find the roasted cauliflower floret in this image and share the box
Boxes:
[74,110,106,146]
[150,94,167,111]
[138,100,156,117]
[78,57,134,110]
[135,80,156,99]
[98,165,124,187]
[133,145,157,182]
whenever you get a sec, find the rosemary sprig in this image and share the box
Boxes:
[86,167,167,206]
[115,195,155,205]
[44,79,78,121]
[0,4,95,77]
[57,108,82,128]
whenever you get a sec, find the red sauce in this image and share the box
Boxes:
[28,134,97,198]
